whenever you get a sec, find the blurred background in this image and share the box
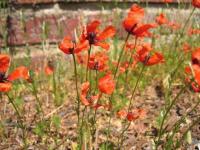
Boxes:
[0,0,195,53]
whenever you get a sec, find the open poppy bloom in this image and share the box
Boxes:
[188,28,200,36]
[117,108,146,121]
[123,4,144,33]
[135,44,164,66]
[88,52,109,71]
[80,81,101,106]
[185,48,200,92]
[155,13,168,25]
[0,54,29,92]
[123,4,156,37]
[98,74,115,95]
[59,36,89,55]
[192,0,200,8]
[192,48,200,66]
[182,42,191,53]
[185,65,200,92]
[80,20,116,50]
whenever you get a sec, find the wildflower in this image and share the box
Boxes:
[185,48,200,92]
[98,74,115,95]
[45,60,54,75]
[167,22,180,30]
[80,81,100,106]
[192,48,200,66]
[123,4,156,37]
[127,109,146,121]
[123,4,144,33]
[136,44,164,66]
[88,52,109,71]
[117,108,146,121]
[59,36,89,55]
[80,20,116,50]
[155,13,168,25]
[182,42,191,53]
[0,54,29,92]
[192,0,200,8]
[188,28,200,35]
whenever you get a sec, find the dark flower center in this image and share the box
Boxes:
[87,32,97,45]
[94,62,99,70]
[86,95,93,104]
[0,72,8,83]
[192,58,200,66]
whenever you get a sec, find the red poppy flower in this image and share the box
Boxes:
[167,22,180,30]
[117,109,127,119]
[123,4,144,33]
[132,23,156,38]
[45,66,54,75]
[192,48,200,66]
[156,13,168,25]
[59,36,89,55]
[136,44,164,66]
[185,65,200,92]
[88,52,109,71]
[188,28,200,36]
[80,82,100,106]
[80,20,116,50]
[192,0,200,8]
[0,54,29,92]
[127,109,146,121]
[182,42,191,53]
[44,60,54,76]
[98,74,115,95]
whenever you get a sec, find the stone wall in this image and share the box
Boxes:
[0,0,196,47]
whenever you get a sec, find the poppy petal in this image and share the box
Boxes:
[0,54,10,73]
[74,40,89,53]
[58,36,74,54]
[145,52,164,66]
[87,20,101,33]
[0,82,12,92]
[97,26,116,41]
[95,42,110,50]
[8,66,29,81]
[45,66,54,75]
[80,94,90,106]
[98,74,115,95]
[133,24,156,37]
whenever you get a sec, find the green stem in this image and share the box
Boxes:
[155,83,188,149]
[32,80,44,117]
[175,116,200,149]
[86,45,92,81]
[6,93,28,149]
[118,62,146,147]
[114,33,130,78]
[72,53,80,125]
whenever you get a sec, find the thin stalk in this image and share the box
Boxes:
[124,38,137,88]
[105,33,131,148]
[86,45,92,81]
[32,80,44,117]
[118,62,146,147]
[114,33,130,78]
[175,116,200,149]
[165,98,200,148]
[6,93,28,149]
[155,83,188,149]
[72,53,80,125]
